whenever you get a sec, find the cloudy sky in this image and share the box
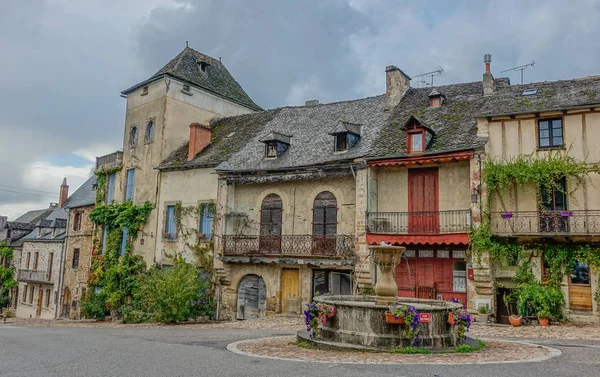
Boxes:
[1,0,599,219]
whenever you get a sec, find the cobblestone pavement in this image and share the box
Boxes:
[234,336,554,364]
[469,322,600,340]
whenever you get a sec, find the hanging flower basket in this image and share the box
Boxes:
[447,312,455,325]
[385,312,405,324]
[501,213,513,219]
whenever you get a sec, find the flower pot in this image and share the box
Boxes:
[501,213,513,219]
[509,315,522,327]
[197,233,206,239]
[538,317,549,326]
[478,314,489,323]
[560,211,572,217]
[385,312,405,324]
[447,312,455,325]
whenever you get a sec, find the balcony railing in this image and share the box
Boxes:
[366,210,472,235]
[18,269,52,284]
[491,210,600,236]
[222,235,355,259]
[96,151,123,169]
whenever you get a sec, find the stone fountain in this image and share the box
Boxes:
[301,245,462,349]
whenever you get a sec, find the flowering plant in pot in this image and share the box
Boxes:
[477,304,489,323]
[451,308,472,344]
[447,298,463,324]
[388,304,420,346]
[303,302,335,339]
[537,309,551,326]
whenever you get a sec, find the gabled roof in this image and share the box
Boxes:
[63,175,97,209]
[329,121,362,136]
[22,207,67,242]
[216,95,387,173]
[14,207,55,224]
[157,109,281,171]
[121,47,262,111]
[259,131,292,145]
[477,75,600,117]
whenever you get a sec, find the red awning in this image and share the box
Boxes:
[368,150,474,167]
[366,233,469,247]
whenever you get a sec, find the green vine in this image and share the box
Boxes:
[172,201,216,275]
[94,166,122,205]
[0,242,17,309]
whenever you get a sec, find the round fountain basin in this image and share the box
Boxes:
[312,295,462,349]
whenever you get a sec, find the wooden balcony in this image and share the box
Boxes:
[491,210,600,237]
[366,210,472,235]
[18,269,53,284]
[222,235,355,259]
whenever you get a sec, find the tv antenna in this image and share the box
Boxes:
[411,67,444,88]
[500,61,535,84]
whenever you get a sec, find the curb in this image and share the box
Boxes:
[227,336,562,365]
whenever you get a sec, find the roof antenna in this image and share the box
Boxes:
[500,61,535,84]
[411,66,444,88]
[186,41,189,48]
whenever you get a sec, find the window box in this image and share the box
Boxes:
[385,311,405,324]
[501,213,513,219]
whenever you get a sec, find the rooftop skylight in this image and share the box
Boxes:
[521,88,538,96]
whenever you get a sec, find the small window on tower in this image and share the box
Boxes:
[129,126,138,147]
[141,86,148,96]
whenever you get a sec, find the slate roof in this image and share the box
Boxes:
[22,207,67,242]
[370,81,492,158]
[217,95,387,172]
[329,121,362,136]
[157,109,281,170]
[121,47,261,111]
[14,207,55,224]
[478,76,600,117]
[63,175,97,209]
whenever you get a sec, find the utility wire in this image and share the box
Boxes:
[0,184,57,195]
[0,188,57,199]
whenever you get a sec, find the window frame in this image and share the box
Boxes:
[129,126,138,148]
[33,252,39,271]
[29,286,34,304]
[72,248,80,269]
[265,142,278,158]
[199,202,214,240]
[125,169,135,201]
[407,129,425,154]
[45,289,51,307]
[106,173,116,203]
[312,191,338,237]
[164,205,177,240]
[335,132,348,152]
[73,212,82,231]
[22,285,27,303]
[537,117,564,149]
[145,120,155,143]
[141,86,149,96]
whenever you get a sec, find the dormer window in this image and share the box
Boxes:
[329,121,361,153]
[198,60,210,72]
[428,89,445,108]
[141,86,148,96]
[404,115,435,154]
[336,133,348,152]
[260,131,291,159]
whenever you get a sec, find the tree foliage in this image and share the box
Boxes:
[0,242,17,309]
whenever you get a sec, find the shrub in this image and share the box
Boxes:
[516,282,564,320]
[136,257,211,323]
[80,289,108,320]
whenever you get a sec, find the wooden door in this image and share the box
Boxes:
[569,261,592,310]
[281,268,299,314]
[408,169,439,234]
[37,290,43,316]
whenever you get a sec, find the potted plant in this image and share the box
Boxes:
[387,305,420,346]
[537,309,551,327]
[385,311,405,324]
[447,311,455,325]
[501,212,513,219]
[477,304,490,323]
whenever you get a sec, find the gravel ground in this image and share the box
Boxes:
[234,336,552,364]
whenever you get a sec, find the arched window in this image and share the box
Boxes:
[129,126,138,147]
[313,191,337,237]
[145,120,155,143]
[260,194,282,236]
[260,194,282,252]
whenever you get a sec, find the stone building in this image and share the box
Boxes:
[60,175,97,319]
[111,46,261,267]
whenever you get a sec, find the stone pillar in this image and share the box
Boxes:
[354,167,372,292]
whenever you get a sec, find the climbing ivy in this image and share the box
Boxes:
[94,166,122,205]
[172,201,216,276]
[0,242,17,309]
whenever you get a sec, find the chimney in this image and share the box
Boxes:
[483,54,495,96]
[0,216,6,229]
[58,178,69,208]
[385,65,411,109]
[188,123,211,160]
[305,99,319,106]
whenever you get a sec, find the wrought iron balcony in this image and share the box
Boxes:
[18,269,52,284]
[222,235,355,259]
[366,210,472,235]
[491,210,600,236]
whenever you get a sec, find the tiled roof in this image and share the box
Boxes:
[63,175,97,209]
[477,76,600,117]
[157,109,281,170]
[14,207,55,224]
[216,95,387,172]
[121,47,261,111]
[22,207,68,242]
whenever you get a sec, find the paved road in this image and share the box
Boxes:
[1,325,599,377]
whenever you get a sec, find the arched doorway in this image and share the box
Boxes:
[236,275,267,320]
[62,288,71,319]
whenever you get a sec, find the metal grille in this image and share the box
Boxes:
[223,235,355,258]
[366,210,471,234]
[491,210,600,236]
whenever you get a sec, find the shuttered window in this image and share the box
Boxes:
[107,173,116,203]
[164,205,176,239]
[120,226,128,256]
[125,169,135,201]
[260,194,283,236]
[313,192,337,237]
[199,204,213,239]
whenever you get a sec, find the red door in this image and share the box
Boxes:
[408,169,439,234]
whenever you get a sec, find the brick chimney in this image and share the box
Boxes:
[385,65,411,109]
[483,54,495,96]
[58,177,69,208]
[188,123,211,160]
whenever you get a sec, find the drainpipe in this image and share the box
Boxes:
[215,282,222,321]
